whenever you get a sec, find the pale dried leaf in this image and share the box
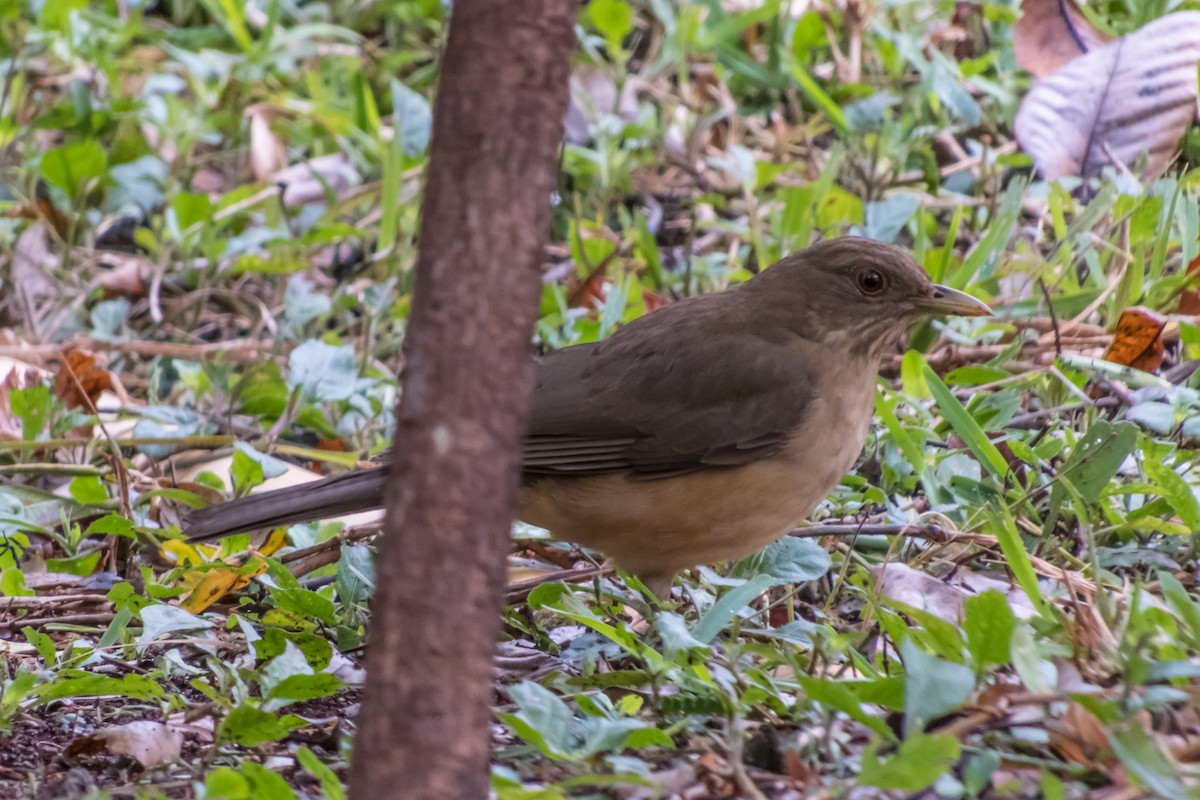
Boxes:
[246,105,287,183]
[1014,12,1200,180]
[10,222,56,326]
[75,721,183,768]
[871,563,965,623]
[272,153,356,206]
[1014,0,1111,78]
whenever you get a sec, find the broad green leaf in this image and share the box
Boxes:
[963,590,1017,669]
[858,732,961,791]
[692,574,775,644]
[40,141,106,201]
[288,340,357,402]
[901,639,973,735]
[732,536,830,584]
[68,475,107,505]
[218,704,306,747]
[1059,421,1138,504]
[336,543,375,605]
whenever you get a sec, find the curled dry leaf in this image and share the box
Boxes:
[1013,0,1110,78]
[54,350,127,409]
[1014,12,1200,180]
[65,720,183,769]
[1100,306,1166,373]
[246,104,287,183]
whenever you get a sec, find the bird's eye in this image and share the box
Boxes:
[857,268,885,295]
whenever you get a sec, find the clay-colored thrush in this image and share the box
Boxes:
[186,238,990,595]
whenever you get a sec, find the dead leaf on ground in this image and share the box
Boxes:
[64,720,183,769]
[272,153,357,206]
[180,528,287,613]
[246,104,288,183]
[1014,0,1111,78]
[872,563,1037,623]
[6,222,57,329]
[1101,306,1166,373]
[54,350,127,409]
[1014,12,1200,180]
[1180,250,1200,316]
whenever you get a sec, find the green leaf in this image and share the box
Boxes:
[963,590,1017,669]
[858,732,961,791]
[1108,720,1188,797]
[1144,458,1200,531]
[732,536,831,584]
[68,475,107,505]
[501,680,573,759]
[138,603,213,645]
[1059,422,1139,504]
[390,80,432,156]
[986,502,1050,618]
[265,673,342,706]
[32,672,164,703]
[587,0,633,49]
[288,340,357,402]
[1,569,33,597]
[692,574,775,644]
[797,676,894,739]
[230,449,265,494]
[297,747,345,800]
[336,543,375,605]
[40,141,106,201]
[924,364,1009,479]
[84,514,136,538]
[22,627,56,665]
[270,587,336,624]
[901,639,973,735]
[253,628,333,670]
[218,703,306,746]
[169,191,215,234]
[10,386,50,441]
[237,762,296,800]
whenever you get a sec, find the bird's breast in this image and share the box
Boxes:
[517,358,879,579]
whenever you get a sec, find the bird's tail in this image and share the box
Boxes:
[183,467,389,542]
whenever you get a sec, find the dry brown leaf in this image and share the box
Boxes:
[1014,12,1200,180]
[1101,306,1166,372]
[1013,0,1111,78]
[53,350,129,410]
[1180,251,1200,316]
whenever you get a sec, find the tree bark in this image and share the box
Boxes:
[348,4,575,799]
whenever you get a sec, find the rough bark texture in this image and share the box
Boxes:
[347,4,575,799]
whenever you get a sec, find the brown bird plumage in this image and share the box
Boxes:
[185,238,990,595]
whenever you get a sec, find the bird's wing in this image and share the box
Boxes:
[523,299,817,479]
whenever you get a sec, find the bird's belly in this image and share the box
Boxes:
[517,385,874,578]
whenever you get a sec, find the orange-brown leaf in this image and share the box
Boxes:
[1013,0,1111,79]
[54,350,119,409]
[1101,307,1166,373]
[1180,252,1200,316]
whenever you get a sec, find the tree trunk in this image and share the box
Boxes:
[348,4,575,799]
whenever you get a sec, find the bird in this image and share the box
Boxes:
[184,237,990,596]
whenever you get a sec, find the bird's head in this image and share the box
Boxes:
[750,237,991,357]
